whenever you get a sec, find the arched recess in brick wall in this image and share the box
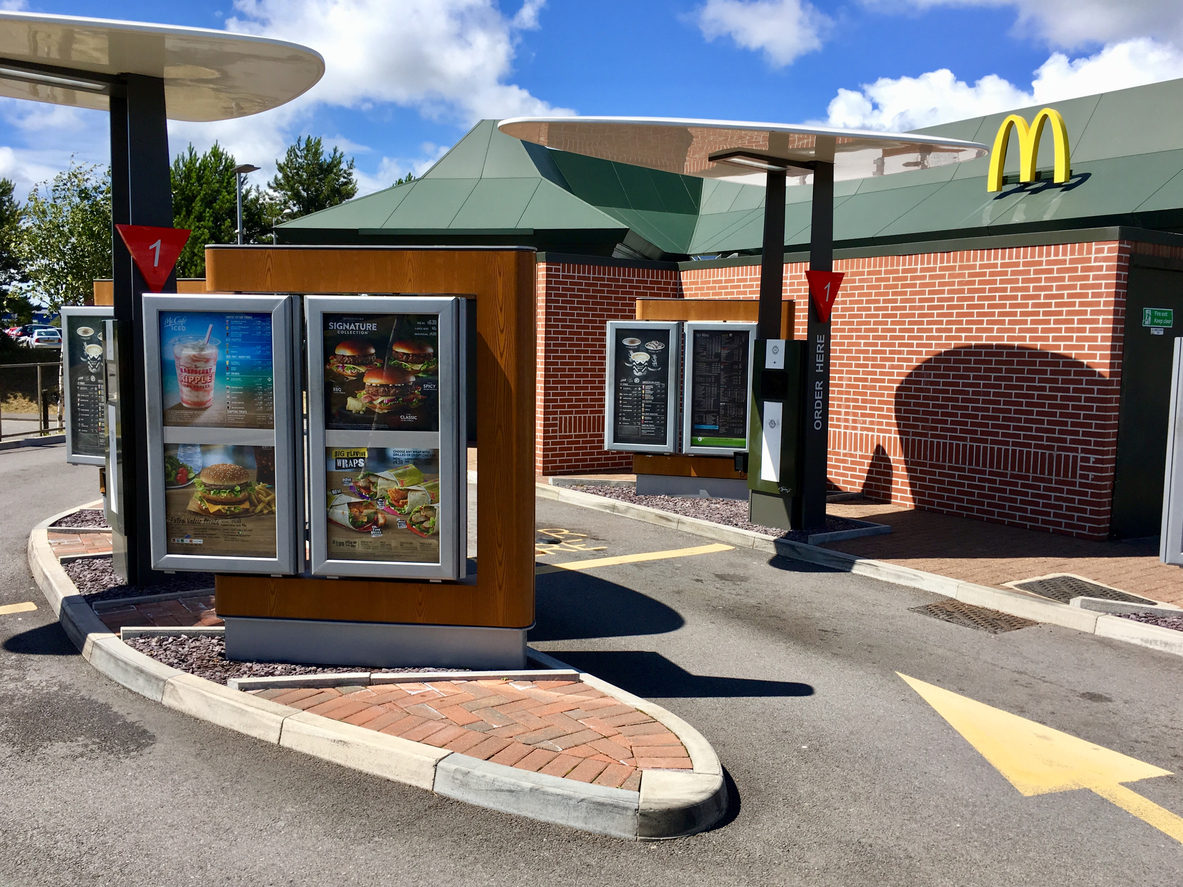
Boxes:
[893,345,1118,539]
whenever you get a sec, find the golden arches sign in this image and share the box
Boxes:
[987,107,1070,192]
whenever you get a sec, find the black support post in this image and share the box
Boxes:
[795,159,835,531]
[109,73,175,585]
[757,168,787,340]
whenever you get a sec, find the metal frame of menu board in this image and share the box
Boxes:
[142,293,302,574]
[306,295,466,580]
[604,320,682,454]
[1162,338,1183,565]
[61,305,114,465]
[681,321,757,456]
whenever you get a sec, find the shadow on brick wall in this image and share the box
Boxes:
[893,344,1111,534]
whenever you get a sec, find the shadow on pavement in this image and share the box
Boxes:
[532,571,685,641]
[3,621,78,656]
[540,650,814,699]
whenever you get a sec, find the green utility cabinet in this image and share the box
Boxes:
[747,339,802,529]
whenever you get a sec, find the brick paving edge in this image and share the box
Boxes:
[537,483,1183,661]
[27,505,727,841]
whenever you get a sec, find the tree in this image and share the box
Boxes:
[0,178,32,323]
[396,172,416,186]
[17,162,111,313]
[171,143,267,278]
[266,136,358,224]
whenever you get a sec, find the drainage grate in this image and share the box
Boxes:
[911,599,1038,633]
[1012,574,1154,606]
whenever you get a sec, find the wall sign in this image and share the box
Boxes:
[604,320,682,454]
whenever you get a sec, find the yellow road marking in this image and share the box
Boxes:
[0,601,37,615]
[900,672,1183,844]
[538,543,732,573]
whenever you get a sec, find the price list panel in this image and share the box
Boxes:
[683,322,756,455]
[62,306,114,465]
[604,321,681,454]
[143,294,302,575]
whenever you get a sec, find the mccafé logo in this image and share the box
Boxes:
[987,107,1070,192]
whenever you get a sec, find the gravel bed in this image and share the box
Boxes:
[1118,611,1183,632]
[565,483,872,542]
[63,555,215,603]
[49,508,109,530]
[125,635,465,685]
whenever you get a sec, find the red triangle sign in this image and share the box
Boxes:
[805,270,844,323]
[115,225,191,293]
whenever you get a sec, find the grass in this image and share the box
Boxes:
[1,393,40,414]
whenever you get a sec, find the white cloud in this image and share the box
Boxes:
[694,0,831,67]
[226,0,572,123]
[354,144,452,196]
[880,0,1183,51]
[0,1,29,10]
[826,37,1183,130]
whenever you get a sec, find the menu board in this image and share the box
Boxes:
[322,313,439,431]
[162,443,277,557]
[159,311,274,429]
[606,323,679,451]
[324,447,440,564]
[62,309,111,463]
[687,326,753,450]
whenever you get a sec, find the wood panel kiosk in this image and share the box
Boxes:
[205,246,535,669]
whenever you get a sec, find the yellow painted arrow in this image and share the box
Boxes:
[899,673,1183,844]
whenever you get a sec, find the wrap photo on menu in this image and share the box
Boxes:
[322,313,439,432]
[159,311,275,430]
[325,447,441,564]
[64,318,107,457]
[163,444,277,557]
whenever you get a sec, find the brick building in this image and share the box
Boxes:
[279,80,1183,541]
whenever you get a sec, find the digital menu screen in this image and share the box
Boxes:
[324,447,440,564]
[610,326,675,447]
[322,314,439,432]
[63,316,107,459]
[162,443,277,558]
[159,311,274,429]
[689,328,751,449]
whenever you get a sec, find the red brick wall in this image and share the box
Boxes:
[535,261,680,476]
[536,242,1133,539]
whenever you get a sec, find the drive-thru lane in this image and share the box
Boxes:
[2,443,1181,886]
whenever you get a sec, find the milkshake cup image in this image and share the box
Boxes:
[173,336,220,409]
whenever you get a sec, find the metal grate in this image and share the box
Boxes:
[1012,574,1154,606]
[911,599,1038,633]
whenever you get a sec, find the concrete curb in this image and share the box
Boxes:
[28,506,729,840]
[0,433,64,451]
[538,483,1183,660]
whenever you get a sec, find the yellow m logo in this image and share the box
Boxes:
[987,107,1071,192]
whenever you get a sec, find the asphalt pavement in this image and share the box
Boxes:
[2,442,1182,885]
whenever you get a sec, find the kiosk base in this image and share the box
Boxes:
[749,490,795,532]
[223,617,528,670]
[637,474,749,500]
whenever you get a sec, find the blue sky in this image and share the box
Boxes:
[2,1,1182,200]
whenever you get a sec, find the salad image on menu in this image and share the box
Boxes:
[324,447,440,564]
[160,311,274,429]
[323,313,439,431]
[163,444,277,557]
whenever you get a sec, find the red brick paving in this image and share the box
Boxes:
[248,677,692,787]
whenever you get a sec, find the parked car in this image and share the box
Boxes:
[13,323,55,339]
[21,329,62,349]
[3,326,21,338]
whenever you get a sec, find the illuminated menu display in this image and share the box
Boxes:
[62,310,109,461]
[688,327,752,449]
[609,325,676,448]
[159,311,274,429]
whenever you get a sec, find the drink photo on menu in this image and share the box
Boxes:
[322,313,440,432]
[159,311,275,430]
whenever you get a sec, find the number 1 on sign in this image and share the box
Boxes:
[149,239,161,267]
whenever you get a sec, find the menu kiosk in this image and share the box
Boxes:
[61,305,114,466]
[142,293,302,575]
[604,320,682,454]
[306,295,467,580]
[681,321,757,456]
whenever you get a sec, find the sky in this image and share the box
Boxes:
[2,0,1183,201]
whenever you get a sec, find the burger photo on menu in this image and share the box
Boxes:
[190,462,276,517]
[327,493,387,533]
[348,366,423,414]
[327,340,380,380]
[388,339,437,374]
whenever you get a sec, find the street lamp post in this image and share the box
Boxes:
[233,163,260,244]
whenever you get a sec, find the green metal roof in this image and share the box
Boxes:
[280,77,1183,258]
